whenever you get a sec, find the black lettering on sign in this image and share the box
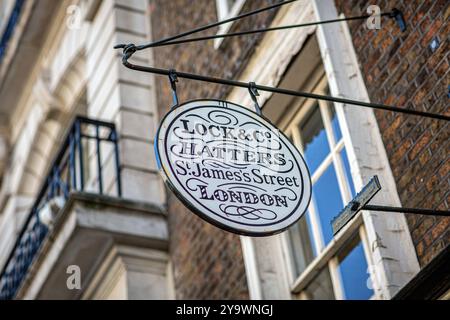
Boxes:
[156,100,312,236]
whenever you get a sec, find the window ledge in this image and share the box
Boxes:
[290,211,363,294]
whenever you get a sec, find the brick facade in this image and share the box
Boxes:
[333,0,449,266]
[149,0,448,298]
[150,0,280,299]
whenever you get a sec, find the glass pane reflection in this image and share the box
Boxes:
[288,212,316,277]
[341,148,356,197]
[312,164,344,245]
[337,234,374,300]
[300,105,330,173]
[329,105,342,142]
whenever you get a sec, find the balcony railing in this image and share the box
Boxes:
[0,116,122,300]
[0,0,25,63]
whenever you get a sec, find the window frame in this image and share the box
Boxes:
[279,76,378,300]
[214,0,246,49]
[225,0,419,300]
[0,0,15,36]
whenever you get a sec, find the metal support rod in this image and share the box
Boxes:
[75,120,85,191]
[112,130,122,197]
[96,125,103,195]
[80,134,116,142]
[169,69,179,108]
[362,205,450,217]
[115,0,297,52]
[69,132,77,190]
[115,1,400,50]
[391,8,407,32]
[116,55,450,122]
[144,12,394,48]
[248,81,262,115]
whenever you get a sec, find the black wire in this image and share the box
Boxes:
[363,205,450,217]
[121,59,450,122]
[113,2,447,122]
[149,13,393,48]
[115,0,298,51]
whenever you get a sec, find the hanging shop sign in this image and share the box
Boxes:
[155,100,312,236]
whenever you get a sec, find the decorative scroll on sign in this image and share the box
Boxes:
[155,100,311,236]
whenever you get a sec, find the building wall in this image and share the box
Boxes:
[0,0,447,300]
[0,0,171,300]
[85,0,165,206]
[333,0,449,266]
[150,0,281,299]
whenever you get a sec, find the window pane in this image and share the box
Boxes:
[340,148,356,197]
[324,87,342,142]
[302,267,335,300]
[329,104,342,141]
[288,212,316,277]
[312,164,344,244]
[337,234,373,300]
[300,104,330,173]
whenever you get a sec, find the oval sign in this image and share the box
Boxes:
[155,100,312,236]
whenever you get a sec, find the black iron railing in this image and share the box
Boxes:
[0,0,25,63]
[0,116,122,300]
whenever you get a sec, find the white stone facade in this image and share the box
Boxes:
[0,0,169,299]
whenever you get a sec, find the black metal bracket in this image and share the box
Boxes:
[113,44,450,122]
[168,69,179,108]
[248,82,262,115]
[332,176,381,235]
[390,8,406,32]
[332,176,450,236]
[113,43,138,61]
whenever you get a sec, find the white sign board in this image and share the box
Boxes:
[155,100,311,236]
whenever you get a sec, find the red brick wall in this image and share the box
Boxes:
[149,0,279,299]
[334,0,449,266]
